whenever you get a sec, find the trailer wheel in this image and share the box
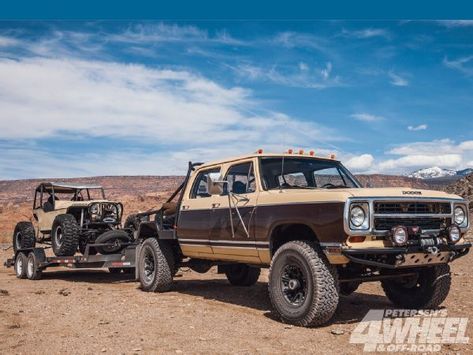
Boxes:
[15,252,28,279]
[26,252,42,280]
[225,264,261,286]
[13,221,36,253]
[52,214,80,256]
[138,238,174,292]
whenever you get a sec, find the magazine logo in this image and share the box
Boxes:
[350,309,469,352]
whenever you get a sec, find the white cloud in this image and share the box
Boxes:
[443,56,473,76]
[341,28,390,39]
[232,62,341,89]
[388,71,409,86]
[350,113,384,122]
[437,20,473,28]
[344,154,374,172]
[0,35,19,47]
[407,124,427,131]
[375,139,473,173]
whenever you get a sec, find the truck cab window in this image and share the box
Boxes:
[225,162,255,194]
[191,168,221,198]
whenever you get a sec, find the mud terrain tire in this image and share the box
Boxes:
[381,264,451,309]
[13,221,36,253]
[138,238,174,292]
[51,214,80,256]
[268,241,339,327]
[95,230,131,254]
[225,264,261,286]
[15,252,28,279]
[124,214,140,233]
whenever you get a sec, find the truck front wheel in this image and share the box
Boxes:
[268,241,339,327]
[381,264,451,309]
[138,238,174,292]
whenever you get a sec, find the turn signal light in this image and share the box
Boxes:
[348,236,366,243]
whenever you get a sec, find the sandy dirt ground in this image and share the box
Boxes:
[1,245,472,354]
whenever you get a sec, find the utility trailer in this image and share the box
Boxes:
[4,162,202,280]
[5,242,138,280]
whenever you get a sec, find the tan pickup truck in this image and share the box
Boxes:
[132,151,471,327]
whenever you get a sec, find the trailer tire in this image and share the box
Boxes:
[95,230,132,254]
[26,252,42,280]
[268,240,339,327]
[52,214,80,256]
[13,221,36,253]
[15,252,28,279]
[225,264,261,286]
[381,265,451,309]
[138,238,174,292]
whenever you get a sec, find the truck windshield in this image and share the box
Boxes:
[260,157,360,190]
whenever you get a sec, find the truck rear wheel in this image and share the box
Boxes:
[268,241,339,327]
[15,252,28,279]
[381,265,451,309]
[225,264,261,286]
[51,214,80,256]
[13,221,36,253]
[138,238,174,292]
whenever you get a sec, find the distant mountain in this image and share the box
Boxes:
[407,167,467,180]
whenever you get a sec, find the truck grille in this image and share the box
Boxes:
[374,217,449,231]
[374,202,451,214]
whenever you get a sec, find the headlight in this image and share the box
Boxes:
[448,225,461,243]
[391,226,408,246]
[349,203,369,230]
[454,206,466,226]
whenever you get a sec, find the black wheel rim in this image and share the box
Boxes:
[281,263,308,306]
[143,247,156,284]
[55,226,63,247]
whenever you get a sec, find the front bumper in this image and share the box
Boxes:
[340,242,471,269]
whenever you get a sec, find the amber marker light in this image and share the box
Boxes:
[287,149,293,154]
[348,236,366,243]
[299,149,304,155]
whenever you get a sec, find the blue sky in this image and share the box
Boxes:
[0,20,472,179]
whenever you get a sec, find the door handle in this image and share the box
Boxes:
[181,205,189,210]
[211,203,221,208]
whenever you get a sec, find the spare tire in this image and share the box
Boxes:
[13,221,36,253]
[95,230,131,255]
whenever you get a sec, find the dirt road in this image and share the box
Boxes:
[1,246,472,354]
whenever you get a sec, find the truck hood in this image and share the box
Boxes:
[261,187,463,204]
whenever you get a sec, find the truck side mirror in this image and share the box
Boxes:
[209,180,228,195]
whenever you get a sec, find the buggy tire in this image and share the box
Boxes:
[13,221,36,253]
[381,265,451,309]
[15,252,28,279]
[26,252,42,280]
[95,230,131,254]
[138,238,174,292]
[124,214,140,233]
[51,214,80,256]
[79,239,97,256]
[225,264,261,286]
[268,241,339,327]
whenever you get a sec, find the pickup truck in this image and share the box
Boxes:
[131,151,471,327]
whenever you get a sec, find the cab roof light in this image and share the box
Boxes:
[309,150,315,156]
[298,149,304,155]
[287,149,293,154]
[329,153,337,160]
[256,149,263,154]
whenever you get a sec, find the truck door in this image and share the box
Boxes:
[177,167,221,259]
[208,160,259,261]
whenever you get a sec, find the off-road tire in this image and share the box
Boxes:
[225,264,261,286]
[15,252,28,279]
[138,238,174,292]
[124,214,140,235]
[26,252,42,280]
[268,240,339,327]
[13,221,36,253]
[381,265,451,309]
[95,230,131,254]
[79,239,97,256]
[51,214,80,256]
